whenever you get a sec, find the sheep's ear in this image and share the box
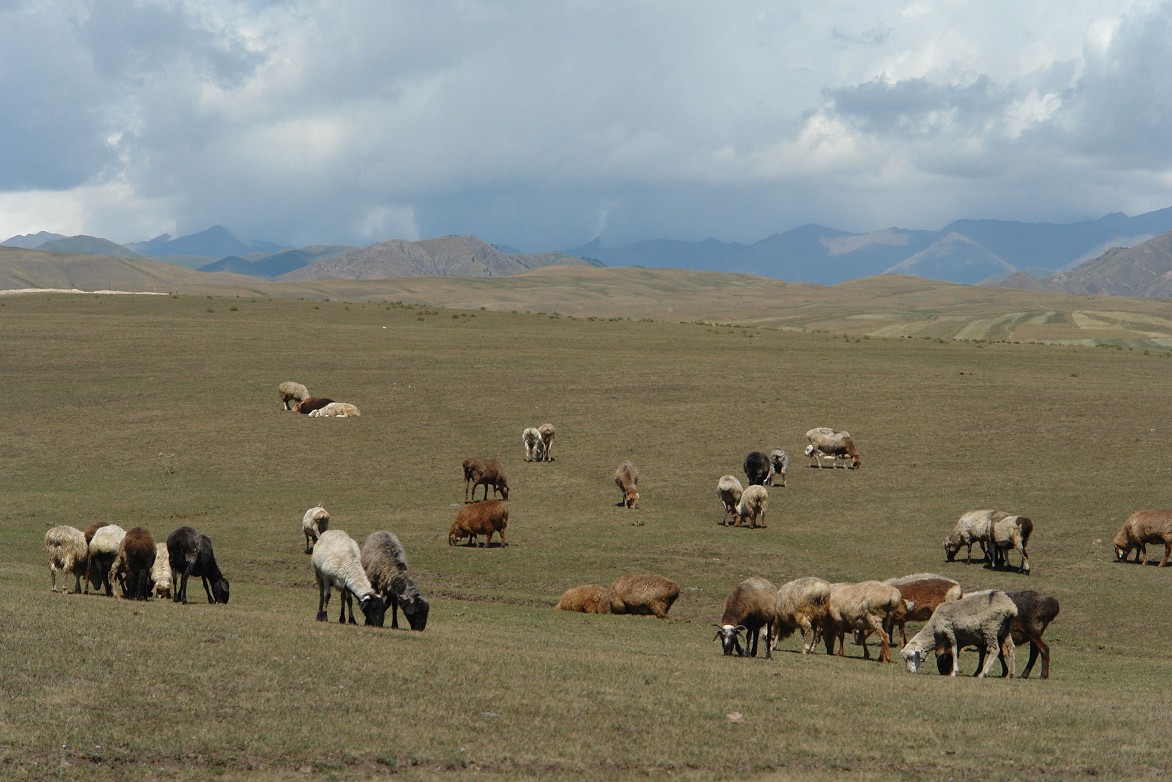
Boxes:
[734,625,747,635]
[904,599,915,611]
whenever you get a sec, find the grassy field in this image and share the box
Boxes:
[2,291,1171,780]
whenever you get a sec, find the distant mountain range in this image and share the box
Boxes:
[1002,230,1172,298]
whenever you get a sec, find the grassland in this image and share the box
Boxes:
[2,291,1171,780]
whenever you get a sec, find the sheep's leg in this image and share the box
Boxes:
[340,590,354,624]
[975,634,1000,678]
[1019,545,1031,574]
[747,628,759,658]
[763,624,773,660]
[481,531,493,548]
[945,632,960,676]
[821,621,836,655]
[201,576,216,604]
[758,509,766,529]
[316,578,330,621]
[1160,543,1171,567]
[390,594,400,629]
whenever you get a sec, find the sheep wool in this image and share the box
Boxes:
[312,529,385,626]
[361,531,429,631]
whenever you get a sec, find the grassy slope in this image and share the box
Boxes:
[1,293,1170,780]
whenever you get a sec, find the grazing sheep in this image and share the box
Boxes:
[716,475,744,526]
[448,499,509,547]
[151,542,172,599]
[301,505,330,554]
[45,525,88,594]
[308,402,361,417]
[743,451,773,487]
[901,589,1018,677]
[769,449,789,488]
[1002,590,1060,679]
[608,574,680,618]
[361,531,429,631]
[537,423,556,461]
[944,509,1001,564]
[311,529,385,626]
[733,485,768,528]
[988,514,1033,574]
[773,576,832,653]
[714,577,778,659]
[87,524,127,597]
[881,574,963,647]
[279,381,309,411]
[614,460,639,508]
[556,584,612,614]
[463,458,510,503]
[522,427,542,461]
[83,522,110,545]
[804,431,861,469]
[295,396,334,415]
[1112,509,1172,566]
[111,527,156,601]
[821,581,902,663]
[166,526,230,605]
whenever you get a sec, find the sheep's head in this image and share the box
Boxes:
[803,444,815,457]
[1112,529,1132,561]
[360,594,386,627]
[902,647,922,674]
[713,624,745,656]
[624,491,639,509]
[404,595,430,631]
[943,538,959,561]
[849,455,862,469]
[498,483,510,501]
[212,578,230,604]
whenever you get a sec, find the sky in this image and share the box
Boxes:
[3,0,1172,252]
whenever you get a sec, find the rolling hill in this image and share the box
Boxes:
[1031,230,1172,298]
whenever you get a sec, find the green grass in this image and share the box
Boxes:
[1,292,1171,780]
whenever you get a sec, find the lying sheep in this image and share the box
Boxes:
[448,499,509,547]
[45,525,88,594]
[608,574,680,618]
[773,576,831,654]
[734,485,768,528]
[614,460,639,508]
[167,526,230,605]
[714,576,778,659]
[769,449,789,487]
[111,527,157,600]
[821,581,902,663]
[522,427,542,461]
[295,396,334,415]
[988,514,1033,574]
[556,584,612,614]
[302,505,330,554]
[463,458,510,503]
[312,529,385,626]
[881,573,962,647]
[901,589,1017,677]
[361,531,429,631]
[279,381,309,411]
[716,475,744,526]
[537,423,556,461]
[1112,509,1172,566]
[743,451,773,487]
[308,402,361,417]
[151,542,172,599]
[87,524,127,597]
[944,509,1001,564]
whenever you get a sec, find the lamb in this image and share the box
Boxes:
[279,381,309,411]
[820,581,902,663]
[733,485,768,528]
[1001,590,1060,679]
[308,402,361,417]
[614,460,639,508]
[166,526,230,605]
[1112,509,1172,566]
[769,449,789,487]
[522,427,542,461]
[295,396,334,415]
[900,589,1018,677]
[311,529,385,626]
[716,475,744,526]
[608,574,680,618]
[987,514,1033,574]
[714,576,778,659]
[301,505,331,554]
[743,451,773,486]
[943,509,1001,564]
[555,584,612,614]
[151,542,172,599]
[361,531,430,631]
[772,576,831,654]
[463,458,510,503]
[537,423,556,461]
[448,499,509,547]
[111,527,157,600]
[881,573,963,647]
[45,525,88,594]
[87,524,127,597]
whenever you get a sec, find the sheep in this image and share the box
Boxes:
[743,451,773,486]
[448,499,509,547]
[881,574,963,647]
[614,460,639,508]
[166,526,230,605]
[111,527,156,600]
[901,589,1018,677]
[1112,509,1172,566]
[733,485,768,528]
[555,584,612,614]
[820,581,902,663]
[151,542,172,599]
[804,427,847,468]
[943,509,1001,564]
[463,458,510,503]
[1001,590,1060,679]
[301,505,330,554]
[45,525,88,594]
[87,524,126,597]
[311,529,385,626]
[308,402,361,417]
[716,475,744,526]
[608,574,680,618]
[361,531,429,631]
[769,449,789,487]
[537,423,556,461]
[714,576,778,659]
[279,381,309,411]
[522,427,542,461]
[987,514,1033,574]
[295,396,334,415]
[772,576,832,654]
[804,431,861,469]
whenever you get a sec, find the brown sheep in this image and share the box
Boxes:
[608,574,680,618]
[463,458,510,503]
[821,581,902,663]
[448,499,509,547]
[1003,590,1060,679]
[1112,509,1172,566]
[555,584,612,614]
[112,527,157,600]
[881,574,963,647]
[714,576,778,659]
[295,396,334,415]
[278,381,309,410]
[614,460,639,508]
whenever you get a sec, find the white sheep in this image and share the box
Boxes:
[301,505,331,554]
[537,423,555,461]
[733,485,768,528]
[308,402,361,417]
[311,529,386,626]
[614,460,639,508]
[86,524,127,596]
[772,576,831,653]
[279,381,309,411]
[769,449,789,487]
[151,542,172,599]
[821,581,902,663]
[714,576,779,659]
[900,589,1018,677]
[716,475,744,526]
[944,509,1000,563]
[45,525,88,593]
[987,514,1033,574]
[804,430,861,469]
[522,427,542,461]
